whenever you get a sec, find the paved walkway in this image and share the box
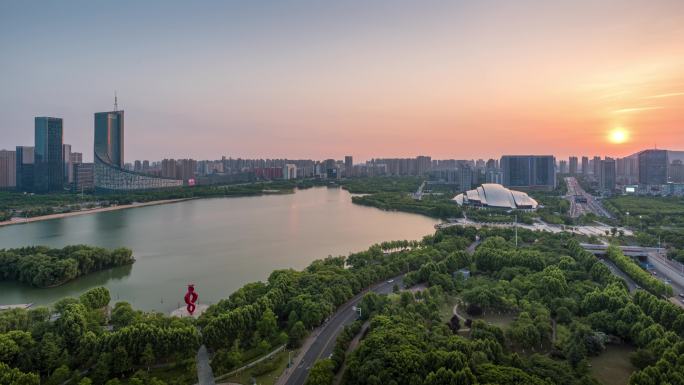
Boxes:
[197,345,216,385]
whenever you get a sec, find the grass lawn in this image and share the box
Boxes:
[607,196,684,215]
[589,344,636,385]
[119,360,197,385]
[221,350,291,385]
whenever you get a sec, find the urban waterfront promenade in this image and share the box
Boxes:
[0,198,190,227]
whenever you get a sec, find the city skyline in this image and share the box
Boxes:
[2,1,684,161]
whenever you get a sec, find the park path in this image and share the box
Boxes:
[196,345,216,385]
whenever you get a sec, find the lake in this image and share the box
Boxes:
[0,187,438,312]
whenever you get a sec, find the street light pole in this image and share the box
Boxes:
[515,214,518,248]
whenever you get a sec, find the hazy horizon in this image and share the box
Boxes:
[2,0,683,162]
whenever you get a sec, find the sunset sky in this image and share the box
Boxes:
[1,0,683,162]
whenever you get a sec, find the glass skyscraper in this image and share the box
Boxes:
[94,110,124,168]
[638,149,668,185]
[15,146,34,192]
[500,155,556,191]
[34,117,64,192]
[93,109,183,191]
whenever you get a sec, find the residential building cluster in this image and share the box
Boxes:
[561,149,684,196]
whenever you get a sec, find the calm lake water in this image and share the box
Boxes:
[0,187,438,312]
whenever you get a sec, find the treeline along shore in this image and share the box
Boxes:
[0,245,134,288]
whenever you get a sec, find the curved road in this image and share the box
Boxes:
[278,276,404,385]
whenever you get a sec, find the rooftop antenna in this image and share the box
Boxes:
[114,91,118,112]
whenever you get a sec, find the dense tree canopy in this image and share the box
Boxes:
[0,245,134,287]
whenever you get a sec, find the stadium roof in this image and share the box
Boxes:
[453,183,538,210]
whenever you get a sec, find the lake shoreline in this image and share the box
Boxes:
[0,198,192,227]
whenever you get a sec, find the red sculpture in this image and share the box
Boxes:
[184,284,198,315]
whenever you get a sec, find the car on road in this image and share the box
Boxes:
[652,271,657,276]
[679,293,684,298]
[387,279,394,283]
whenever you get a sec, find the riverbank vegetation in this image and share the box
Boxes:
[341,176,422,194]
[0,285,200,385]
[0,245,134,288]
[0,180,317,220]
[2,226,684,385]
[352,193,462,219]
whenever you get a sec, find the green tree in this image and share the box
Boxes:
[79,287,111,310]
[141,344,155,372]
[288,321,307,348]
[256,308,277,340]
[304,359,335,385]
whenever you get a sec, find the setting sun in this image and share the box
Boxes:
[609,128,629,144]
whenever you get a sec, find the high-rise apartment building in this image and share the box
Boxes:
[34,117,64,192]
[599,158,616,193]
[0,150,16,189]
[283,164,297,180]
[161,159,177,179]
[417,156,432,175]
[500,155,556,190]
[581,156,589,175]
[15,146,34,192]
[569,156,578,175]
[459,165,473,191]
[638,149,668,185]
[592,156,601,176]
[344,156,353,177]
[176,159,197,181]
[559,160,568,174]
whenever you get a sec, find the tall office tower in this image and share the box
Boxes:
[670,160,684,183]
[0,150,17,189]
[459,165,473,191]
[134,160,142,172]
[500,155,556,190]
[93,102,183,191]
[638,149,668,185]
[63,144,73,184]
[34,117,64,192]
[592,156,601,176]
[569,156,578,175]
[600,158,616,193]
[559,160,568,174]
[15,146,34,192]
[581,156,589,175]
[142,160,150,171]
[94,110,124,168]
[344,156,353,177]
